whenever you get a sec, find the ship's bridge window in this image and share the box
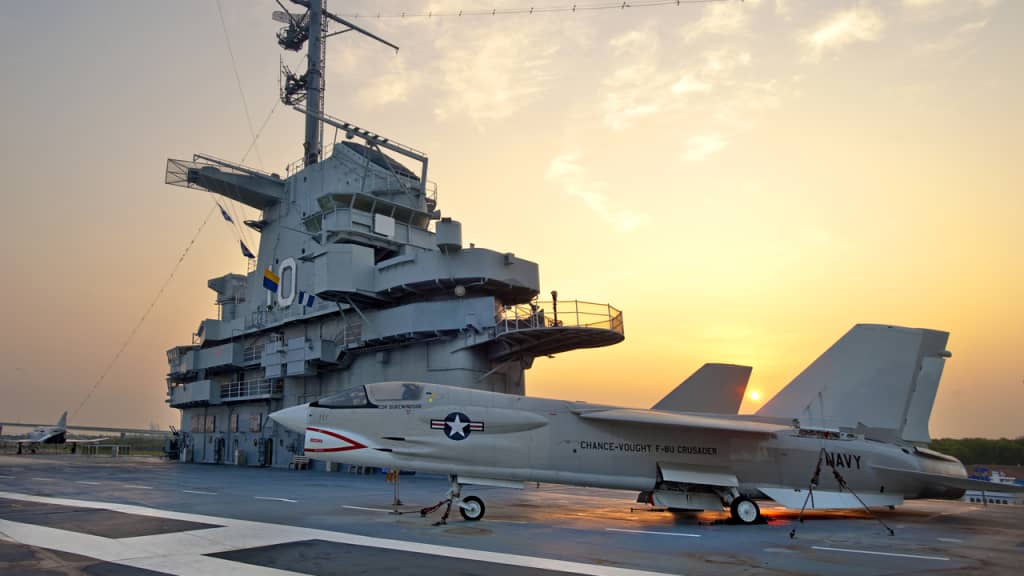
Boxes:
[314,386,374,409]
[367,382,424,403]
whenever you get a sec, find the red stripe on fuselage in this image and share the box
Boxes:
[304,427,367,453]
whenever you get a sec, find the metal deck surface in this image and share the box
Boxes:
[1,454,1021,575]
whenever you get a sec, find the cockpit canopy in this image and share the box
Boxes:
[313,382,425,409]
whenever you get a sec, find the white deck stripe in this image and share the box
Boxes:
[254,496,298,503]
[30,477,54,481]
[75,481,102,485]
[0,491,677,576]
[812,546,949,561]
[0,475,14,479]
[937,537,963,543]
[606,528,701,538]
[123,484,153,489]
[0,519,304,576]
[342,505,393,513]
[182,490,217,495]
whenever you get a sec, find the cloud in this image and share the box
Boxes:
[356,60,418,106]
[920,18,989,53]
[802,8,884,60]
[684,133,728,162]
[546,154,648,231]
[601,25,672,130]
[903,0,945,7]
[714,80,781,129]
[683,2,752,43]
[701,48,753,78]
[433,27,559,124]
[671,74,712,96]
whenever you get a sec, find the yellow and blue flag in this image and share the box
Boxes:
[263,268,279,293]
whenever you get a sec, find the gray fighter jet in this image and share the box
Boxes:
[271,324,1023,524]
[15,412,106,454]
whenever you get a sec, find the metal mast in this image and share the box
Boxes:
[275,0,399,168]
[304,0,325,167]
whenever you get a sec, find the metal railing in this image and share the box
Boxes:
[242,345,262,364]
[220,378,283,401]
[496,300,624,335]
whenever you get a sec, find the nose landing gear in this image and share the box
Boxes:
[459,495,485,521]
[420,475,486,525]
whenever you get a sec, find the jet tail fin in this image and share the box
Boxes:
[653,363,751,414]
[755,324,950,440]
[56,411,68,429]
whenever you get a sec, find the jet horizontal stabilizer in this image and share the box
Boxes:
[576,408,790,435]
[872,465,1024,494]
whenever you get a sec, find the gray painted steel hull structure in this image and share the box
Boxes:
[162,2,624,469]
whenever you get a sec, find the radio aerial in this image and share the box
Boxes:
[273,0,400,167]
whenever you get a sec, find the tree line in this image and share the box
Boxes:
[929,437,1024,466]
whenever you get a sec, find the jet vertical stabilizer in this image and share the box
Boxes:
[56,411,67,429]
[653,363,751,414]
[755,324,949,437]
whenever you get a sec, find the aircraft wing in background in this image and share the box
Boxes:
[653,363,752,414]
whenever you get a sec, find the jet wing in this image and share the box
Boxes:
[872,465,1024,493]
[67,438,108,444]
[575,409,790,435]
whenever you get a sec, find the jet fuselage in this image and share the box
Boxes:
[274,382,968,509]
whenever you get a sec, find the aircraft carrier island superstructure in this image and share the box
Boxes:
[161,1,624,468]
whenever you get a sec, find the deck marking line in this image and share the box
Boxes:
[0,491,680,576]
[255,496,298,503]
[937,537,963,543]
[0,475,14,479]
[606,528,701,538]
[75,481,102,485]
[342,505,392,513]
[182,490,217,495]
[123,485,153,490]
[811,546,949,561]
[30,477,55,481]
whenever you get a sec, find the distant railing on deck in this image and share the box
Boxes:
[221,378,283,401]
[496,300,623,335]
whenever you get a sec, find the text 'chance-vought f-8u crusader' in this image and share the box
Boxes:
[271,324,1024,524]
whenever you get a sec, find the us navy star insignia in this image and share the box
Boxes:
[430,412,484,440]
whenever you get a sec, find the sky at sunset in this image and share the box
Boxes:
[0,0,1020,439]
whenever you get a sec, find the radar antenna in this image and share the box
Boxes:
[273,0,399,168]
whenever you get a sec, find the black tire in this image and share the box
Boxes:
[729,497,761,524]
[459,496,485,521]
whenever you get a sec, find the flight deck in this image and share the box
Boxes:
[1,455,1021,575]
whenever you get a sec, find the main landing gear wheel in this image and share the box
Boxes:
[730,497,761,524]
[459,496,486,521]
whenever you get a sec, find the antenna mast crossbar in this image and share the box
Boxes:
[280,0,400,168]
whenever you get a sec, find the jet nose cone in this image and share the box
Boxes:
[269,404,309,433]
